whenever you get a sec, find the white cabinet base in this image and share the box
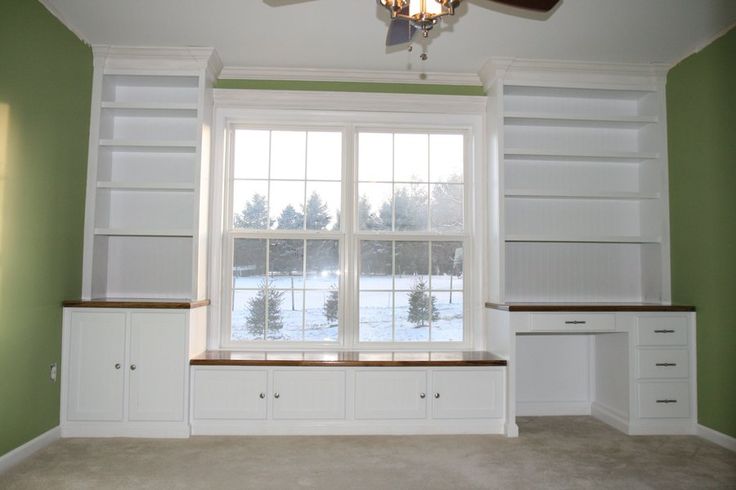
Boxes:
[191,366,506,436]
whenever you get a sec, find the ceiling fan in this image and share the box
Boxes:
[265,0,560,47]
[381,0,560,46]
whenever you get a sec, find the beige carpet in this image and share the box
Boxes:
[1,417,734,489]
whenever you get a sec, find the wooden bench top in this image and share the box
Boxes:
[485,302,695,312]
[63,299,210,309]
[190,350,507,367]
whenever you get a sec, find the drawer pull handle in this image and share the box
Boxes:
[565,320,587,325]
[656,399,677,404]
[655,363,677,367]
[654,329,675,333]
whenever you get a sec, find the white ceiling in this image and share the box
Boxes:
[43,0,736,76]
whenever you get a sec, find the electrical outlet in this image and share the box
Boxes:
[49,363,57,383]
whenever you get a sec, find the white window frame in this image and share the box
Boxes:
[209,90,487,351]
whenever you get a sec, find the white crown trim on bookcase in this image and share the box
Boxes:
[219,66,482,87]
[479,57,669,91]
[92,45,223,77]
[213,89,487,114]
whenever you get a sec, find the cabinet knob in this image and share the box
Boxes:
[274,393,280,399]
[130,364,137,371]
[114,363,121,370]
[434,393,440,399]
[259,393,266,399]
[419,393,426,399]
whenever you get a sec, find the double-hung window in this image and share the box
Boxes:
[219,110,476,349]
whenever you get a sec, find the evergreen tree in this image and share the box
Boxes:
[235,193,272,229]
[246,281,284,338]
[381,185,428,231]
[276,204,304,230]
[358,195,383,230]
[430,177,463,231]
[323,287,339,325]
[304,191,331,230]
[407,278,438,328]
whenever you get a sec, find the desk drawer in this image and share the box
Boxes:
[637,316,688,346]
[637,382,690,418]
[636,349,689,379]
[530,313,615,332]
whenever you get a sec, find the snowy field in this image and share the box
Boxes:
[231,274,463,342]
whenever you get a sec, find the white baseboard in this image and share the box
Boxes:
[697,424,736,452]
[61,421,190,438]
[0,426,60,474]
[190,419,505,436]
[591,402,629,434]
[516,401,591,416]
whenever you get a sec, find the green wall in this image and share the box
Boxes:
[668,28,736,438]
[216,79,485,96]
[0,1,91,456]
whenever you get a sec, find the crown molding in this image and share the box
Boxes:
[92,45,223,77]
[479,57,668,91]
[214,89,486,114]
[219,66,482,87]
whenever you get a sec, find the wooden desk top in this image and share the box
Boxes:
[63,299,210,309]
[485,302,695,312]
[190,350,507,367]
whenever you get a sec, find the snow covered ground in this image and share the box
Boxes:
[231,274,463,342]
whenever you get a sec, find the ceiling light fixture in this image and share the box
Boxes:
[378,0,460,39]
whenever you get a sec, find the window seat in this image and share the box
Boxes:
[190,350,507,367]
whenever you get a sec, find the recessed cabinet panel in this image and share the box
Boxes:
[128,312,187,421]
[636,349,689,379]
[67,312,127,421]
[432,369,503,419]
[530,313,615,332]
[637,316,688,346]
[637,382,690,418]
[272,370,346,420]
[354,370,427,420]
[193,368,267,420]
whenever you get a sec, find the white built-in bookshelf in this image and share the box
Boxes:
[81,47,222,300]
[482,59,671,304]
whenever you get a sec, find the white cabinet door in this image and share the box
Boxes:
[193,368,268,420]
[272,370,346,420]
[355,370,427,420]
[431,369,504,419]
[128,312,187,421]
[67,311,126,421]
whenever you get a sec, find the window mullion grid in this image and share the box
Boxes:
[428,240,433,343]
[301,239,307,342]
[264,237,271,341]
[344,125,356,348]
[266,130,273,230]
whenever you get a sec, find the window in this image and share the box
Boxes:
[221,120,473,348]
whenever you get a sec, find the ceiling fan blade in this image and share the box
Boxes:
[489,0,560,12]
[386,18,417,46]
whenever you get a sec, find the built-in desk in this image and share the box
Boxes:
[486,303,696,437]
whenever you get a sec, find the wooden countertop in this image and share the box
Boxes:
[190,350,507,367]
[63,299,210,309]
[485,302,695,312]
